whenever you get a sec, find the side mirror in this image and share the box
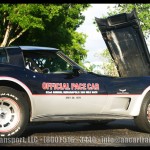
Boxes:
[72,66,80,76]
[42,68,50,74]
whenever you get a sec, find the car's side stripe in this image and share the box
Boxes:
[32,94,140,96]
[0,76,142,96]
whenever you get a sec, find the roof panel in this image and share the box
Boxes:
[19,46,59,51]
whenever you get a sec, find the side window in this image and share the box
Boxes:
[24,51,72,74]
[0,49,8,64]
[42,54,72,73]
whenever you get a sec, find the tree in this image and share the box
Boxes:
[0,4,62,47]
[98,49,119,76]
[0,4,90,64]
[97,4,150,76]
[83,61,102,74]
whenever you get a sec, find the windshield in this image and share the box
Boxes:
[23,50,86,74]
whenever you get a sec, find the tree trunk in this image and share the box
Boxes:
[8,29,26,46]
[0,22,12,47]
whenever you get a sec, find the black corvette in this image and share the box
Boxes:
[0,10,150,138]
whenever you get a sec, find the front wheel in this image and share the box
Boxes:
[0,86,29,137]
[134,92,150,133]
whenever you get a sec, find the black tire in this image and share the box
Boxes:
[0,86,29,137]
[134,92,150,133]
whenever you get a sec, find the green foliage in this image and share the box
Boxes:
[83,61,102,74]
[60,31,87,65]
[0,4,90,64]
[0,4,62,44]
[100,49,119,77]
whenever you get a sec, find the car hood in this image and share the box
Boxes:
[95,9,150,77]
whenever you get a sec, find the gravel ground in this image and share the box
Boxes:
[1,119,150,147]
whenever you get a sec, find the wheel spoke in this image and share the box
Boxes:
[0,101,4,106]
[9,105,12,109]
[0,124,4,128]
[0,97,20,132]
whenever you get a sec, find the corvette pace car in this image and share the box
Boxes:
[1,13,150,138]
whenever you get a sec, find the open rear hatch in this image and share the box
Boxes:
[95,10,150,77]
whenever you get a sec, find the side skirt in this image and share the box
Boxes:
[31,114,133,122]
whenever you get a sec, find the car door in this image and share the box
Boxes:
[24,50,108,118]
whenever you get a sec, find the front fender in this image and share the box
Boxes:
[0,76,35,120]
[129,86,150,116]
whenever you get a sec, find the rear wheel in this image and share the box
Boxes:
[0,86,29,137]
[134,92,150,133]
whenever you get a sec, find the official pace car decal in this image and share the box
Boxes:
[42,82,100,94]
